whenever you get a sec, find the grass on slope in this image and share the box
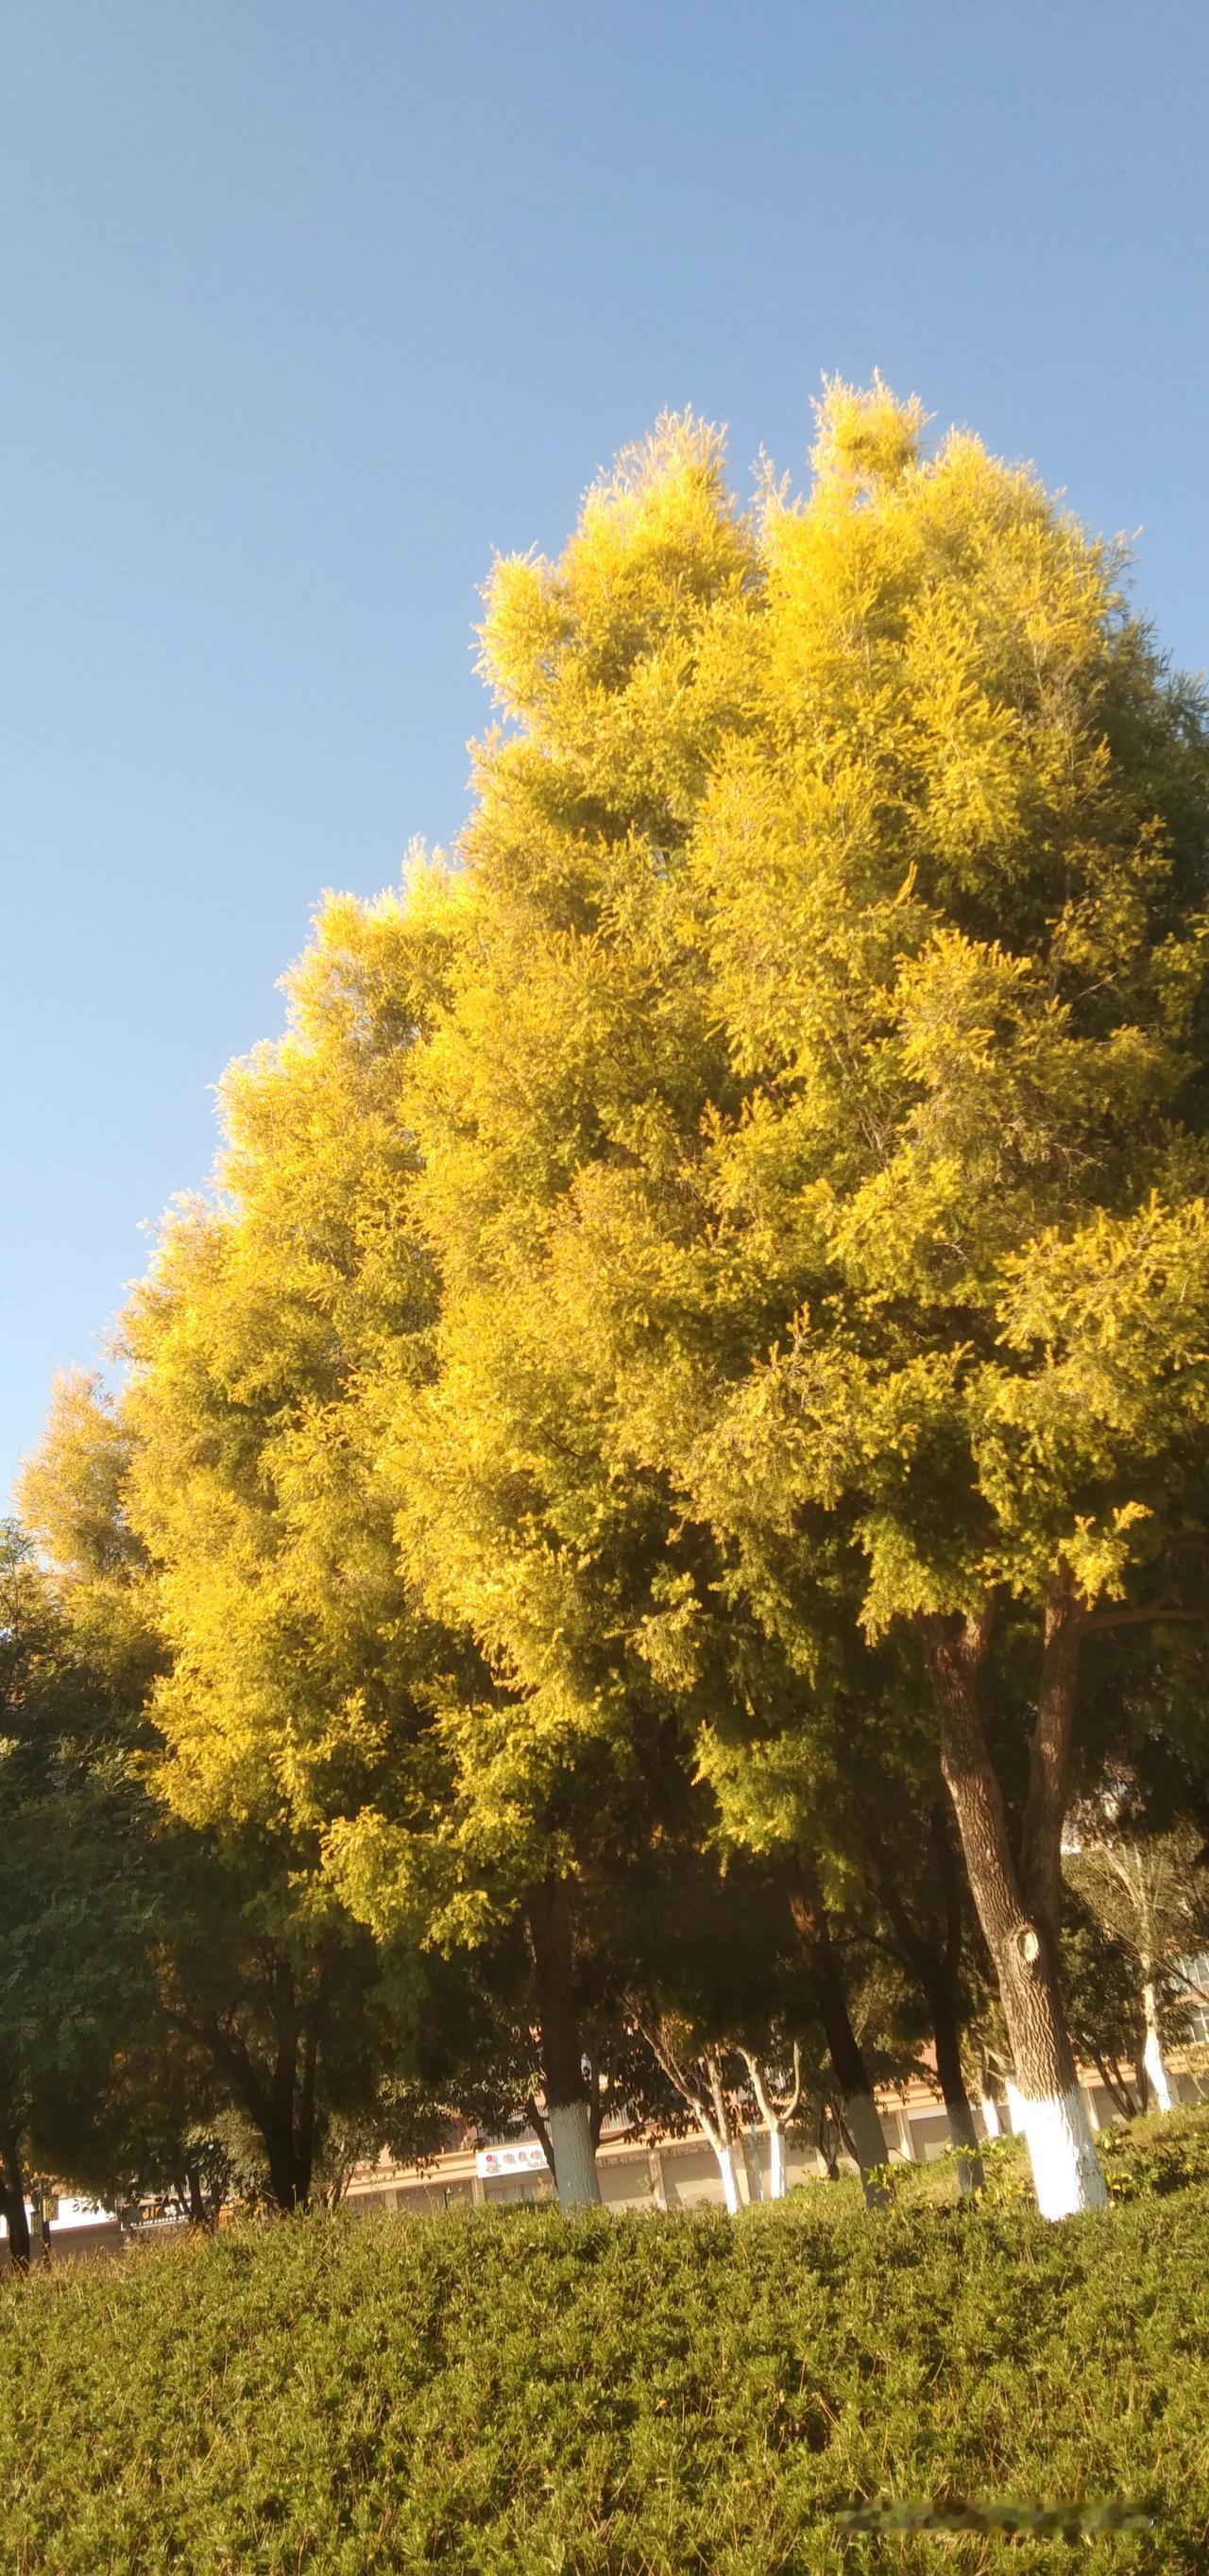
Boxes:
[2,2111,1208,2574]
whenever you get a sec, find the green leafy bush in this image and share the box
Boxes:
[3,2112,1208,2572]
[1097,2104,1209,2201]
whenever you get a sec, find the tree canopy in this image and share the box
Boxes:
[18,381,1209,2225]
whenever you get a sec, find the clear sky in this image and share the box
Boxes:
[5,1,1206,1503]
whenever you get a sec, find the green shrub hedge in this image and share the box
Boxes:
[4,2111,1208,2573]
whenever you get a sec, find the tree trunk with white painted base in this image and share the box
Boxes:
[713,2135,743,2212]
[788,1870,891,2208]
[739,2126,764,2205]
[835,2087,893,2195]
[741,2045,803,2206]
[526,1876,602,2209]
[703,2053,749,2209]
[547,2100,601,2208]
[767,2123,787,2200]
[639,2026,749,2215]
[993,1966,1104,2216]
[926,1594,1107,2219]
[1142,1982,1175,2113]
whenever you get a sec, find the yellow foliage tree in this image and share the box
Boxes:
[396,384,1209,2218]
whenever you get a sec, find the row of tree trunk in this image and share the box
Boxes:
[521,1859,988,2212]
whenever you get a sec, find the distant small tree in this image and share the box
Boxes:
[1058,1889,1148,2120]
[1065,1785,1209,2114]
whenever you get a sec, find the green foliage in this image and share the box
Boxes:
[962,2133,1035,2209]
[1060,1887,1148,2111]
[4,2120,1209,2571]
[0,1522,162,2225]
[1097,2103,1209,2202]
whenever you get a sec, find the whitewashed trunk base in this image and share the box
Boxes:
[711,2140,742,2214]
[767,2126,787,2201]
[1020,2087,1109,2218]
[979,2095,1004,2141]
[548,2101,602,2209]
[1143,1988,1175,2113]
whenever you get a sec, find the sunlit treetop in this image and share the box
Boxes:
[399,377,1209,1735]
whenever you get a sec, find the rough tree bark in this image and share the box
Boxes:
[0,2113,31,2271]
[925,1587,1107,2218]
[33,2190,52,2265]
[526,1876,602,2209]
[789,1863,890,2207]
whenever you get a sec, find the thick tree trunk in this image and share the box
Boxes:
[1,2187,30,2269]
[789,1865,890,2207]
[526,1876,602,2209]
[926,1602,1107,2218]
[547,2102,600,2205]
[261,2107,312,2212]
[206,1988,315,2213]
[0,2120,31,2272]
[1142,1981,1175,2113]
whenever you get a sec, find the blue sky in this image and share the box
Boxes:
[5,1,1207,1501]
